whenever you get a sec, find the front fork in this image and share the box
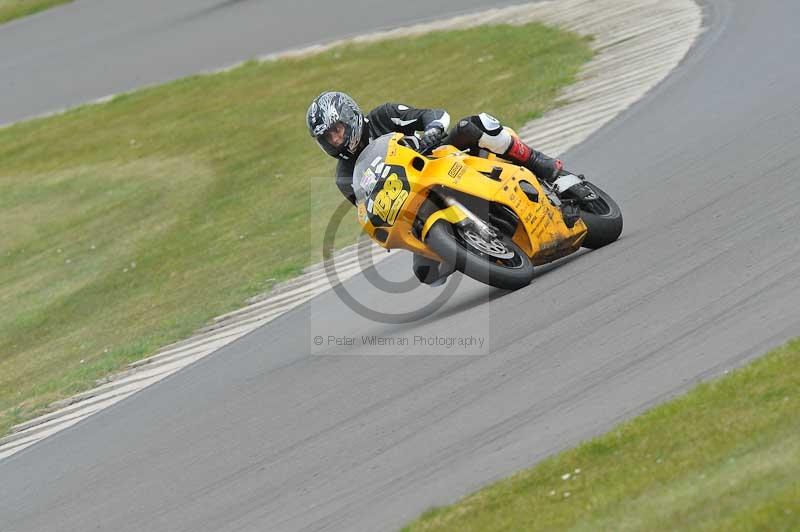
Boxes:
[442,197,497,241]
[418,190,503,244]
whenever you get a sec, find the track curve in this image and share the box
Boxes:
[3,0,800,531]
[0,0,525,125]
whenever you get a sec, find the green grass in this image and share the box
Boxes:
[0,23,593,437]
[403,339,800,532]
[0,0,71,25]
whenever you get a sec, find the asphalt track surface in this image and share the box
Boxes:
[0,0,524,124]
[3,0,800,531]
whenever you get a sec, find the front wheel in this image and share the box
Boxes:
[425,221,534,290]
[564,181,623,249]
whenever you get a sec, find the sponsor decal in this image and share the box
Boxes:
[360,168,378,195]
[448,162,466,183]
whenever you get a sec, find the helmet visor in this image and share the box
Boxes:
[314,121,354,158]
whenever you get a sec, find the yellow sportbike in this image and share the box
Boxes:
[352,132,623,290]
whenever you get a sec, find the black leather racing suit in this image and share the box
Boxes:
[335,103,450,205]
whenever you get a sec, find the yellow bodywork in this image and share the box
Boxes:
[355,133,587,266]
[419,205,468,241]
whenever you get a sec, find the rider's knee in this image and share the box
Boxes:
[446,113,512,155]
[474,113,504,135]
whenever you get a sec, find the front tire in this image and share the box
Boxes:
[425,221,534,290]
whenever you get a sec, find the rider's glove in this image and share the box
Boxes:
[418,125,445,154]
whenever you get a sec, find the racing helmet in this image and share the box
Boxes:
[306,91,365,159]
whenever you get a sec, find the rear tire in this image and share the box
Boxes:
[425,221,534,290]
[566,181,623,249]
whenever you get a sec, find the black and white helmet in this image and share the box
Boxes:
[306,91,364,159]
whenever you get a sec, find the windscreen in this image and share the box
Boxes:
[352,133,395,205]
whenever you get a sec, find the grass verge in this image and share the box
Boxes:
[403,338,800,532]
[0,0,71,25]
[0,23,593,437]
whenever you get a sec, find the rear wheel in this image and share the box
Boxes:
[563,181,623,249]
[425,221,534,290]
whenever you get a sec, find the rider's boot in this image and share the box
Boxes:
[503,135,596,208]
[503,136,564,183]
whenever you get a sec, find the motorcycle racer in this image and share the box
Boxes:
[306,90,573,285]
[306,91,567,206]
